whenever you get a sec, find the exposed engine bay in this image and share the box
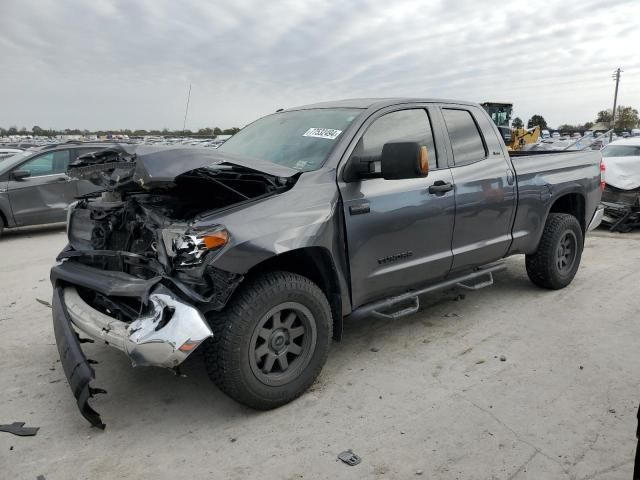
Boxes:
[64,146,299,317]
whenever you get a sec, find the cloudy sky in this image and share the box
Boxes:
[2,0,639,131]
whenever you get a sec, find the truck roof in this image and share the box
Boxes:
[287,97,481,111]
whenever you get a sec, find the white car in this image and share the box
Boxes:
[0,148,23,160]
[601,138,640,190]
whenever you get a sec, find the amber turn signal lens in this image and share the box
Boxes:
[202,230,229,249]
[419,146,429,174]
[178,339,199,353]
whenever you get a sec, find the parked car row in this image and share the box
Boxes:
[522,130,616,152]
[1,134,232,149]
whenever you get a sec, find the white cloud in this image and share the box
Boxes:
[1,0,638,129]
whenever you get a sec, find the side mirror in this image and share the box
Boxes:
[342,154,379,182]
[12,170,31,180]
[380,142,430,180]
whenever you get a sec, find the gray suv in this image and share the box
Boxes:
[0,143,111,235]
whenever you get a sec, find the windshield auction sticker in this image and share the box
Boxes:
[303,128,342,140]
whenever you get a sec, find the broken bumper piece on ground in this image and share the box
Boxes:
[51,267,213,428]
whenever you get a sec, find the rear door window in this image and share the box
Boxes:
[442,109,487,166]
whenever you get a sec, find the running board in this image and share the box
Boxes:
[348,262,506,322]
[456,272,495,291]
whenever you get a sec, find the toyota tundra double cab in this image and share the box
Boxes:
[51,98,604,427]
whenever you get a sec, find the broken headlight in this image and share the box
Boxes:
[172,226,230,266]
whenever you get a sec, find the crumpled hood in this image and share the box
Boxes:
[603,154,640,190]
[68,145,299,189]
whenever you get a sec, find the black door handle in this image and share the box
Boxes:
[349,203,370,215]
[428,181,453,194]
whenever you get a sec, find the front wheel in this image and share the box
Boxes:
[204,271,332,409]
[525,213,584,289]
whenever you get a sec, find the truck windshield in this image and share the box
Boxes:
[219,108,362,172]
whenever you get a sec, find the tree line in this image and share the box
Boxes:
[4,105,640,138]
[513,105,639,133]
[0,126,241,138]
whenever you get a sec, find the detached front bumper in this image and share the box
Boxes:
[51,262,213,428]
[52,286,106,429]
[63,286,212,368]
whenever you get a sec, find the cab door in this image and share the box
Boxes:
[7,149,76,226]
[338,107,455,309]
[438,106,517,271]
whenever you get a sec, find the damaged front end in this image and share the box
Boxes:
[601,185,640,232]
[51,146,299,427]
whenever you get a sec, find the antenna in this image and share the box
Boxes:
[182,83,192,137]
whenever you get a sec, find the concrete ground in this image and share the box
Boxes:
[0,226,638,480]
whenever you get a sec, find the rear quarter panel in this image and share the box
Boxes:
[508,150,601,254]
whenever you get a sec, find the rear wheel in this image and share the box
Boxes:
[0,215,5,238]
[204,271,332,409]
[525,213,584,289]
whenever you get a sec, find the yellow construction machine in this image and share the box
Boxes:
[481,102,540,150]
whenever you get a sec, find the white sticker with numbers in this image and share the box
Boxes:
[303,128,342,140]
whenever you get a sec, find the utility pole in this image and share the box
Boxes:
[610,68,621,142]
[182,83,192,137]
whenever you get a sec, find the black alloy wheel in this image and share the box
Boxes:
[249,302,317,386]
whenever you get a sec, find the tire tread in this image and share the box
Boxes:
[525,213,583,290]
[203,271,332,409]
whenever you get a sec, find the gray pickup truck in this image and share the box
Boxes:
[50,98,603,428]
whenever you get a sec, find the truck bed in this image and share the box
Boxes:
[507,149,602,255]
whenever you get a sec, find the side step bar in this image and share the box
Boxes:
[347,262,506,322]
